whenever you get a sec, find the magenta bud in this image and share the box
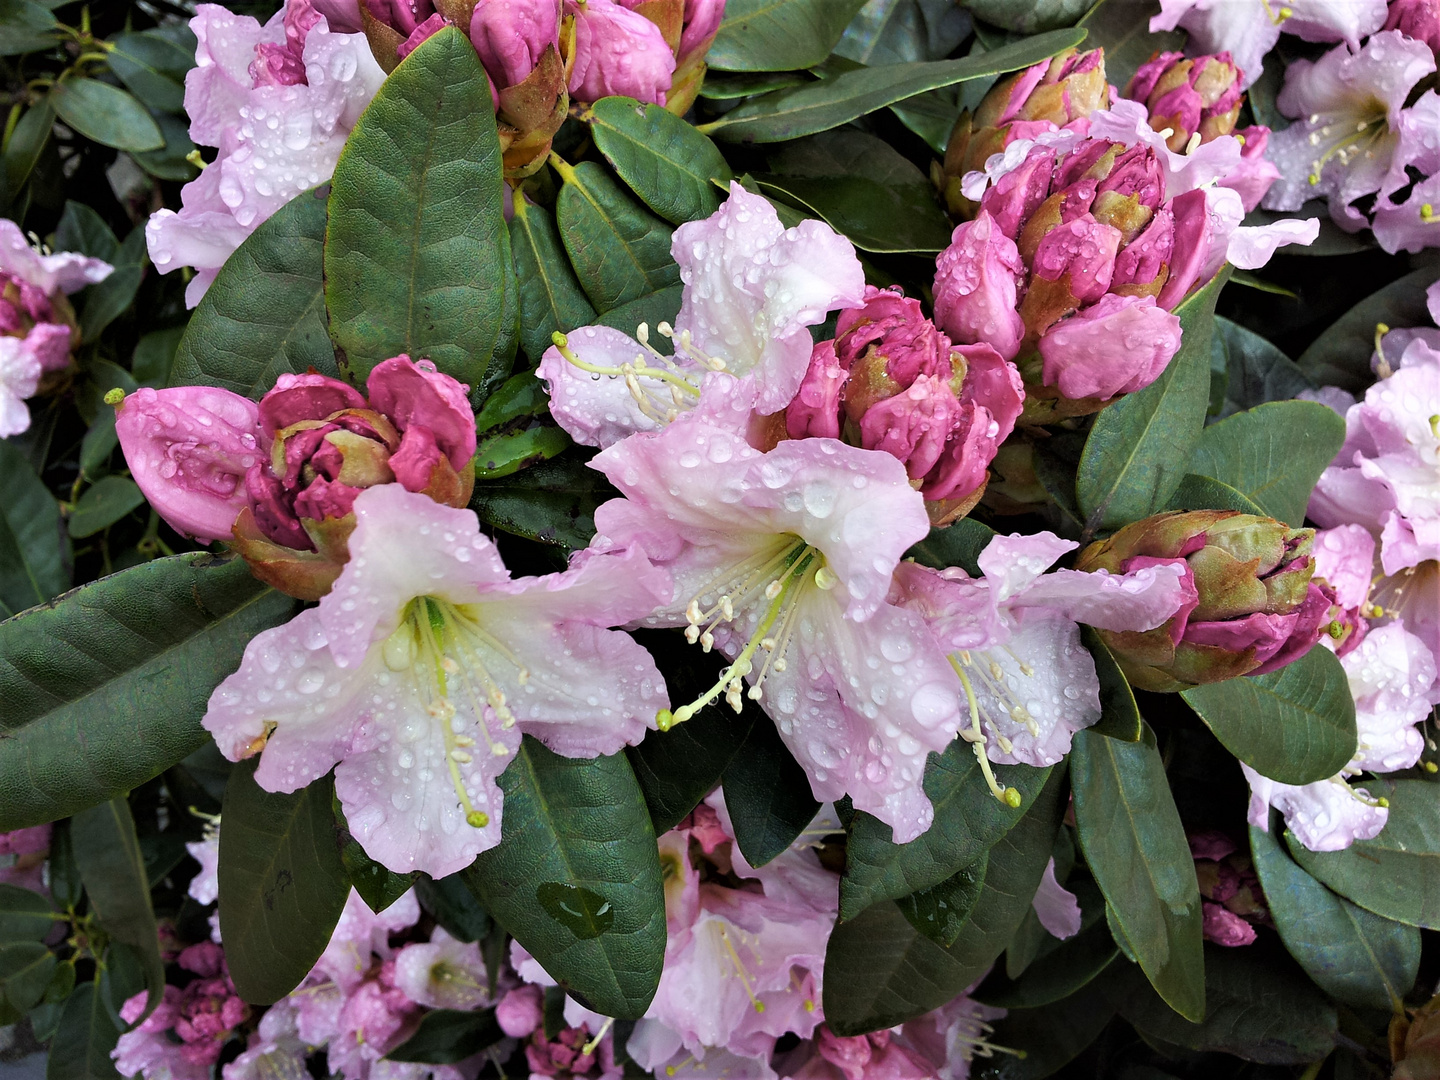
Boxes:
[978,148,1056,240]
[1038,293,1183,401]
[679,0,726,59]
[470,0,560,88]
[311,0,364,31]
[1156,188,1209,310]
[786,340,846,441]
[397,12,450,60]
[1385,0,1440,54]
[566,0,675,106]
[1095,144,1165,210]
[933,211,1026,362]
[1112,206,1175,291]
[116,386,265,543]
[365,354,475,472]
[1031,215,1121,303]
[259,373,368,436]
[362,0,435,36]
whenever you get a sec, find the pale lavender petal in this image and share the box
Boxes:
[1031,858,1082,940]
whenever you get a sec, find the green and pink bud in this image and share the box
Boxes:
[785,286,1023,525]
[1075,510,1334,691]
[1125,51,1244,151]
[116,357,476,601]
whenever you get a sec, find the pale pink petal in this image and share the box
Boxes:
[672,183,866,415]
[1313,525,1375,612]
[538,324,668,447]
[0,336,41,438]
[1242,763,1389,852]
[1149,0,1278,87]
[1372,173,1440,255]
[1031,858,1082,939]
[1017,560,1190,632]
[312,888,421,991]
[1284,0,1389,46]
[1345,623,1436,772]
[0,219,112,295]
[1226,215,1320,268]
[393,929,489,1010]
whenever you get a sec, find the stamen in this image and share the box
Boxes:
[718,926,766,1014]
[580,1017,614,1056]
[1374,322,1393,378]
[949,656,1023,808]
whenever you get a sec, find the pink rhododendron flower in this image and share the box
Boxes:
[0,824,51,893]
[566,0,675,105]
[222,997,311,1080]
[1262,31,1436,238]
[1189,830,1269,946]
[113,945,250,1080]
[0,218,112,436]
[781,1027,936,1079]
[1150,0,1388,86]
[526,1023,621,1079]
[588,418,958,841]
[185,822,221,905]
[540,183,865,448]
[393,927,490,1010]
[932,211,1026,363]
[1031,858,1082,939]
[1247,622,1438,851]
[891,532,1189,788]
[203,484,669,876]
[146,3,385,307]
[313,888,422,992]
[496,985,544,1038]
[626,792,836,1072]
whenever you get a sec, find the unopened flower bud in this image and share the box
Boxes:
[1384,0,1440,59]
[1076,510,1332,691]
[566,0,675,106]
[786,286,1023,523]
[471,0,561,88]
[941,48,1107,216]
[933,211,1026,361]
[1126,51,1243,151]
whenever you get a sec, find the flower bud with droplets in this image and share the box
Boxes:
[1076,510,1333,692]
[567,0,675,105]
[940,47,1108,216]
[785,286,1024,525]
[1125,51,1244,151]
[1385,0,1440,56]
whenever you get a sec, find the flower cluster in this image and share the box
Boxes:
[0,219,113,437]
[1188,831,1271,947]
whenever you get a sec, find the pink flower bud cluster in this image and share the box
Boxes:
[115,355,476,600]
[786,285,1023,524]
[114,944,250,1080]
[1125,51,1244,151]
[933,136,1188,414]
[1188,831,1270,948]
[0,825,51,893]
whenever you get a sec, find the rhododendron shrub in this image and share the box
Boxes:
[4,3,1439,1079]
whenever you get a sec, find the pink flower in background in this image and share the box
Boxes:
[1386,0,1440,54]
[313,888,421,992]
[0,824,51,893]
[1031,858,1082,939]
[0,219,112,437]
[222,998,310,1080]
[113,945,250,1080]
[540,183,865,448]
[1246,621,1437,851]
[893,532,1188,778]
[394,927,490,1010]
[525,1023,622,1079]
[185,823,221,905]
[496,985,544,1038]
[146,2,385,307]
[1262,31,1436,237]
[1150,0,1388,86]
[203,484,669,877]
[589,419,958,842]
[626,792,836,1073]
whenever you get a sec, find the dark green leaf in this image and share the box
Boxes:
[509,196,596,363]
[754,132,950,253]
[972,982,1116,1080]
[824,766,1065,1034]
[415,873,491,944]
[386,1008,503,1064]
[0,0,56,55]
[722,708,821,867]
[473,426,571,480]
[593,286,684,338]
[907,517,995,576]
[131,328,184,389]
[977,894,1119,1008]
[45,981,120,1080]
[3,101,54,198]
[71,799,163,1017]
[963,0,1087,31]
[81,227,148,343]
[700,30,1086,142]
[1163,473,1265,516]
[0,553,297,830]
[1297,267,1437,394]
[625,628,757,833]
[220,762,350,1005]
[334,796,417,916]
[1082,627,1141,742]
[1213,316,1316,416]
[106,31,192,114]
[1288,779,1440,929]
[1076,268,1229,535]
[841,737,1048,919]
[0,885,57,941]
[708,0,870,72]
[0,438,69,618]
[553,159,679,314]
[54,201,118,260]
[469,453,612,551]
[835,0,972,65]
[587,97,732,225]
[1074,0,1182,89]
[1190,400,1345,527]
[325,27,518,405]
[49,78,163,152]
[1114,942,1337,1064]
[1070,725,1203,1022]
[462,738,665,1019]
[131,112,198,182]
[67,477,145,539]
[895,851,986,947]
[699,71,809,100]
[1250,822,1419,1011]
[0,941,56,1012]
[1181,646,1356,786]
[170,187,338,397]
